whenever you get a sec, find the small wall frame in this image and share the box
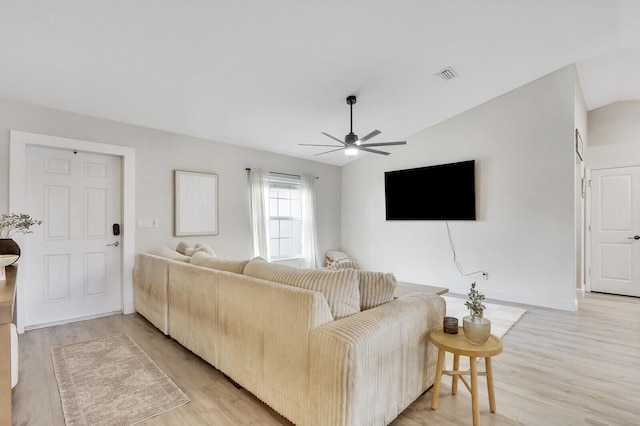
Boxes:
[174,170,219,236]
[575,129,584,161]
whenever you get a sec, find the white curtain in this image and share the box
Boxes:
[300,175,320,268]
[249,169,270,260]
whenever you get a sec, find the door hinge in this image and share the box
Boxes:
[588,180,592,187]
[588,224,591,231]
[588,268,591,276]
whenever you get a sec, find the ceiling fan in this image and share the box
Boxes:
[299,95,407,156]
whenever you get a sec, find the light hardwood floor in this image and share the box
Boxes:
[11,292,640,426]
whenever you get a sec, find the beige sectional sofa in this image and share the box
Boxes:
[133,249,445,426]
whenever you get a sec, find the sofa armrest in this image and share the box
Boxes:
[133,253,173,334]
[309,293,445,426]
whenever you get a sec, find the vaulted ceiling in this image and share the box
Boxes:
[1,1,638,166]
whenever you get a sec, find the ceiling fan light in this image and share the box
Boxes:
[345,146,359,156]
[345,132,359,145]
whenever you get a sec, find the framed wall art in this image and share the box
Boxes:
[575,129,584,161]
[174,170,219,236]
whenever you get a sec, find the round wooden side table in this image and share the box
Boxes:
[429,327,503,426]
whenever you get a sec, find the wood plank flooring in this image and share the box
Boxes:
[11,292,640,426]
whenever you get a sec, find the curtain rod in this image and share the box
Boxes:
[245,168,319,179]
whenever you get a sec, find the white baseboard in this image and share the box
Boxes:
[24,310,122,331]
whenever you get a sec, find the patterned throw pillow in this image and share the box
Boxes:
[243,257,360,320]
[327,260,360,270]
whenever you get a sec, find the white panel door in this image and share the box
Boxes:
[24,146,122,328]
[590,166,640,297]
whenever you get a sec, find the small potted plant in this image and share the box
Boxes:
[0,213,43,266]
[462,282,491,344]
[464,281,486,318]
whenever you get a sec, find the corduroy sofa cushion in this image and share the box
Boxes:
[243,257,360,320]
[190,251,249,274]
[356,270,397,310]
[327,264,397,310]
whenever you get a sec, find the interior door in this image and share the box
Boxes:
[590,166,640,297]
[24,146,122,328]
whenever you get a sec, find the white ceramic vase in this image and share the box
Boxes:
[463,315,491,345]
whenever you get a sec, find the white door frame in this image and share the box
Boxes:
[9,131,136,333]
[585,162,640,294]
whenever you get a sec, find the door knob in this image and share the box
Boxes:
[627,235,640,240]
[107,241,120,247]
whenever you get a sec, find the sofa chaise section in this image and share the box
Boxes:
[309,293,444,425]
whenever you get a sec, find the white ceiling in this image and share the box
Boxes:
[1,0,639,166]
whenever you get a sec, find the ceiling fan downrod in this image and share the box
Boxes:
[346,95,358,144]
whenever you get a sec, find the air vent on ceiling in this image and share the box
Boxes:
[435,66,457,81]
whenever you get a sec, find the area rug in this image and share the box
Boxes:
[441,296,526,370]
[51,333,189,426]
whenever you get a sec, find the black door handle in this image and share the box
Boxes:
[628,235,640,240]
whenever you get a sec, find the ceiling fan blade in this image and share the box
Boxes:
[358,141,407,148]
[360,147,390,156]
[358,130,381,143]
[321,132,346,145]
[313,147,345,156]
[299,143,344,147]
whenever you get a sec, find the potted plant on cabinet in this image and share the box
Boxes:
[0,213,43,270]
[463,282,491,344]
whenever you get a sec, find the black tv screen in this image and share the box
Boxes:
[385,160,476,220]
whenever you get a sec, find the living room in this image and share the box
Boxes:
[1,1,640,425]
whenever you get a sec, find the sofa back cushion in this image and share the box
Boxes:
[356,270,397,310]
[326,263,397,310]
[190,251,249,274]
[146,246,191,262]
[243,258,360,320]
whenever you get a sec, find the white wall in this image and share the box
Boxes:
[0,97,342,260]
[342,66,580,311]
[587,101,640,167]
[574,76,588,294]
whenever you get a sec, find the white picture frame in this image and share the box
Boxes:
[174,170,219,236]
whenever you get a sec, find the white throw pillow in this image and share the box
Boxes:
[146,246,190,262]
[194,243,216,256]
[176,241,191,255]
[184,243,216,257]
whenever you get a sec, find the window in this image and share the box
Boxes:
[268,179,302,259]
[249,168,319,267]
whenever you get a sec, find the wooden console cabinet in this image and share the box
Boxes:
[0,265,17,426]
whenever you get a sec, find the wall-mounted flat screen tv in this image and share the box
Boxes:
[385,160,476,220]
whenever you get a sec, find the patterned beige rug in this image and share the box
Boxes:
[51,333,189,426]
